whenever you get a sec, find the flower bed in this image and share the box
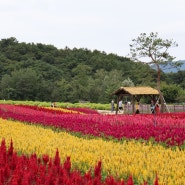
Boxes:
[0,103,185,184]
[1,139,147,185]
[0,104,185,146]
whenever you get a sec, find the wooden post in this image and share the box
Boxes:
[132,95,135,114]
[116,95,119,114]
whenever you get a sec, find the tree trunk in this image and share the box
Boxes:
[156,63,165,112]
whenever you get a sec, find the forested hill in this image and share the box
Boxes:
[0,37,170,103]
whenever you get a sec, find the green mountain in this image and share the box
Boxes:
[0,37,179,103]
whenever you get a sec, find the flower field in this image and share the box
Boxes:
[0,104,185,184]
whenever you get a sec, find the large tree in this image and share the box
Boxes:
[129,32,181,112]
[1,68,40,100]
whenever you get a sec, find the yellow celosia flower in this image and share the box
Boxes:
[0,118,185,184]
[44,107,84,114]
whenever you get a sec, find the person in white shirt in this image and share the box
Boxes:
[118,100,123,112]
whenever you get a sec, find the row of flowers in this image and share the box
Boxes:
[1,138,148,185]
[0,117,184,184]
[0,104,185,146]
[17,104,100,114]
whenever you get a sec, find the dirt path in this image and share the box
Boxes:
[97,110,113,114]
[97,110,125,115]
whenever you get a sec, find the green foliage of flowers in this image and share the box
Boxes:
[0,100,110,110]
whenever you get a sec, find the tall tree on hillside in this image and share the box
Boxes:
[129,32,181,112]
[122,77,134,87]
[1,68,40,100]
[70,64,92,102]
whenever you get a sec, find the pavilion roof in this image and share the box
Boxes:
[112,86,159,96]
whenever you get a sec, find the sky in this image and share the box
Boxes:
[0,0,185,61]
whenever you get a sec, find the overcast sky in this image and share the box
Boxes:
[1,0,185,60]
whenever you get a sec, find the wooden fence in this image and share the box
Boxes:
[123,104,185,114]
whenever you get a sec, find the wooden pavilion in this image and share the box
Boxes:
[112,86,160,114]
